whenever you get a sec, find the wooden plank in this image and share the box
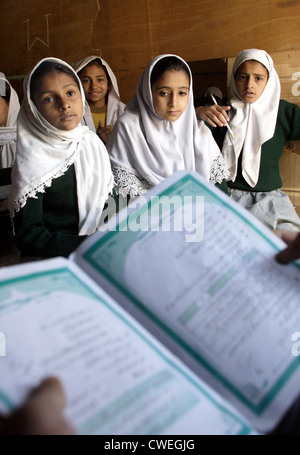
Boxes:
[1,0,300,103]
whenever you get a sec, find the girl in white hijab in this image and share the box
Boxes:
[196,48,300,231]
[106,54,229,198]
[75,56,125,144]
[8,57,114,258]
[0,77,20,168]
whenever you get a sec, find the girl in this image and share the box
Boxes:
[196,48,300,231]
[106,54,229,198]
[0,76,20,168]
[75,56,125,144]
[8,57,114,258]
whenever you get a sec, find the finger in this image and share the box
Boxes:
[11,377,75,435]
[276,232,300,264]
[207,114,227,128]
[275,229,299,244]
[207,106,229,126]
[28,377,66,410]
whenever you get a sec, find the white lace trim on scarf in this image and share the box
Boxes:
[11,159,74,215]
[0,132,16,143]
[112,166,151,198]
[113,156,230,198]
[209,155,230,184]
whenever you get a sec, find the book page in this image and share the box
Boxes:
[72,171,300,433]
[0,257,252,435]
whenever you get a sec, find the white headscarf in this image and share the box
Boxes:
[107,54,223,197]
[222,48,281,187]
[0,77,20,168]
[9,57,114,236]
[75,56,125,132]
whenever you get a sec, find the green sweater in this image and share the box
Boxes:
[14,165,87,258]
[209,99,300,192]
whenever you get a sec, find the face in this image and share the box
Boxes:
[32,71,83,130]
[79,63,109,107]
[151,69,190,121]
[235,60,268,103]
[0,96,9,127]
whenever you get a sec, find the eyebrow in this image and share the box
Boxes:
[154,85,190,90]
[38,83,78,95]
[81,74,105,78]
[238,71,266,77]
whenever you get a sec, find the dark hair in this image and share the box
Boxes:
[150,56,190,87]
[235,59,269,78]
[30,61,80,100]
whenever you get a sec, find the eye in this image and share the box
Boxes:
[67,90,76,96]
[158,90,169,97]
[43,96,55,103]
[179,90,188,96]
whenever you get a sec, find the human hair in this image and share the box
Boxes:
[30,61,80,100]
[235,59,269,78]
[150,56,190,87]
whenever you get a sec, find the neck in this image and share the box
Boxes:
[88,99,106,108]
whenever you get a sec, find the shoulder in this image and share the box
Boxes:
[277,99,300,124]
[113,108,139,133]
[278,99,300,113]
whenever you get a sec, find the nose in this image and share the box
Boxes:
[247,76,254,89]
[59,98,70,111]
[90,78,98,89]
[168,93,177,106]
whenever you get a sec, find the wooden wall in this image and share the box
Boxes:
[1,0,300,213]
[1,0,300,103]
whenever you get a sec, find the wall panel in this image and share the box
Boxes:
[1,0,300,102]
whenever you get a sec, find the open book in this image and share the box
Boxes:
[1,170,300,435]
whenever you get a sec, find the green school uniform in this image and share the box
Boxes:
[13,165,87,258]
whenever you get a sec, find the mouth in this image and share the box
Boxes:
[167,110,181,116]
[60,114,77,121]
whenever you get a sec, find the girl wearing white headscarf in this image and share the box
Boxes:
[197,48,300,231]
[0,77,20,168]
[8,57,114,258]
[106,54,229,198]
[75,56,125,143]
